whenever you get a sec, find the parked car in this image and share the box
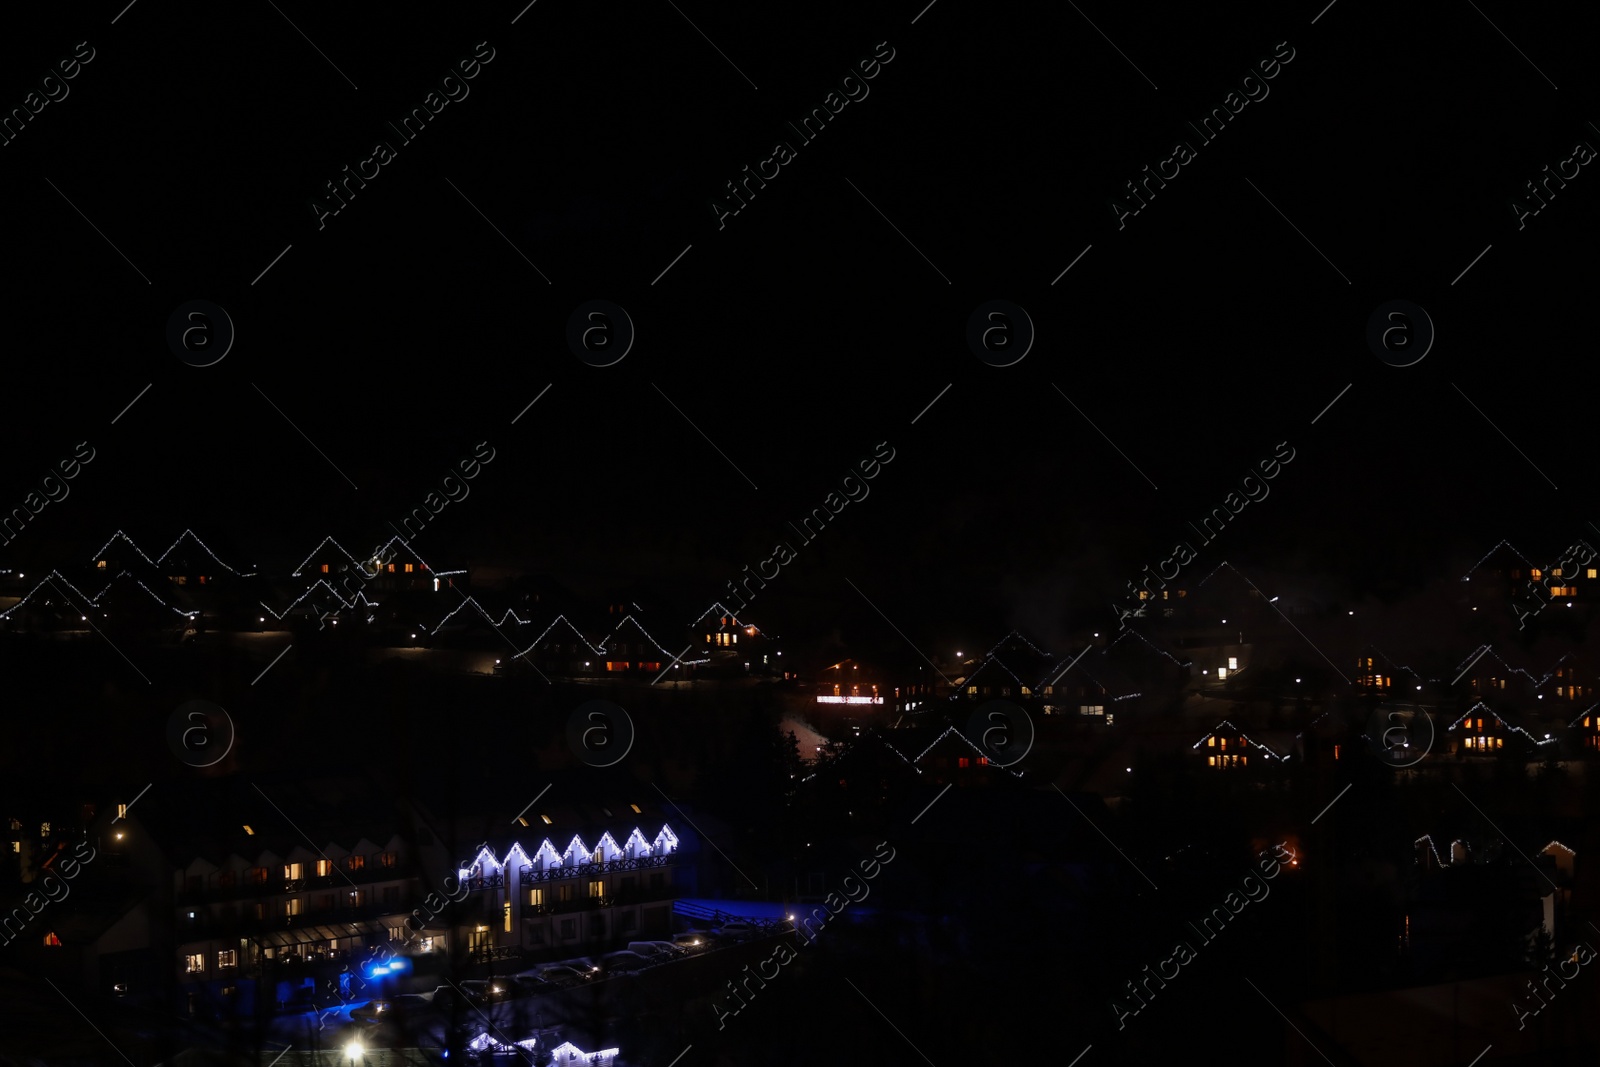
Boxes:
[629,940,683,959]
[460,979,512,1005]
[536,965,593,986]
[672,932,710,951]
[719,922,760,941]
[510,973,554,998]
[596,951,654,975]
[383,994,440,1020]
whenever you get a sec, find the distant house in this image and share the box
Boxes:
[1192,720,1285,770]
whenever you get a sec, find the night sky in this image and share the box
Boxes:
[0,0,1592,646]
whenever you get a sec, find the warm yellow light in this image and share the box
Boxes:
[243,825,254,835]
[541,814,552,825]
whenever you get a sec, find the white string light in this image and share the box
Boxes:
[88,529,258,578]
[1444,702,1559,746]
[454,825,678,875]
[1460,539,1536,579]
[1190,720,1284,760]
[600,614,675,660]
[509,614,608,660]
[879,724,1025,778]
[429,596,534,635]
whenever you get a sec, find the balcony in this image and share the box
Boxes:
[179,867,409,904]
[466,944,523,965]
[177,902,404,938]
[458,873,506,892]
[550,895,612,914]
[519,854,669,883]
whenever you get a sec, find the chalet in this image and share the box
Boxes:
[1192,720,1285,770]
[597,612,676,675]
[515,614,606,678]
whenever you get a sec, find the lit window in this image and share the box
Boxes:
[387,564,395,573]
[117,803,127,819]
[40,823,49,837]
[528,888,543,907]
[316,859,330,877]
[404,564,414,574]
[630,803,641,813]
[284,863,303,880]
[1207,736,1215,747]
[1553,568,1563,577]
[958,757,971,769]
[1589,568,1597,579]
[218,949,236,968]
[44,932,62,947]
[96,560,106,570]
[504,902,512,932]
[185,954,204,973]
[588,880,604,899]
[1333,745,1340,760]
[541,814,552,825]
[1228,658,1238,670]
[347,855,364,871]
[379,852,396,868]
[1208,755,1216,766]
[320,564,329,574]
[285,898,301,916]
[1531,569,1542,580]
[243,825,254,835]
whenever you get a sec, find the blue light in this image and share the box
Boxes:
[368,964,389,977]
[386,957,409,973]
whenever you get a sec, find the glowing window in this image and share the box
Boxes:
[320,564,329,573]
